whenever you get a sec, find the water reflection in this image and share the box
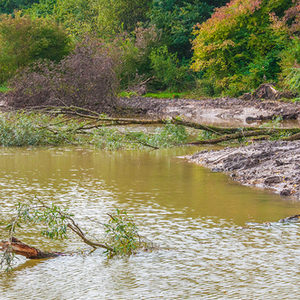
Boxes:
[0,147,299,299]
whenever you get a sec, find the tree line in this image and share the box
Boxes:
[0,0,299,102]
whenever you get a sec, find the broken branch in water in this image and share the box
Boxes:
[0,201,156,271]
[0,237,60,259]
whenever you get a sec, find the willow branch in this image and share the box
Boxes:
[37,200,113,251]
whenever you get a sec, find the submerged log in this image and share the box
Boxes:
[0,237,61,259]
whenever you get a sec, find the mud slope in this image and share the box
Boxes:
[187,141,300,199]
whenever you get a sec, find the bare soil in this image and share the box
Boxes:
[187,141,300,200]
[118,96,300,127]
[2,92,300,127]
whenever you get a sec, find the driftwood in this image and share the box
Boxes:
[241,83,297,101]
[0,237,60,259]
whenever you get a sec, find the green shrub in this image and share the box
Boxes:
[150,45,193,91]
[104,209,140,257]
[194,77,221,97]
[0,13,72,83]
[191,0,297,96]
[283,67,300,93]
[0,84,10,93]
[278,39,300,93]
[111,25,160,90]
[0,112,80,146]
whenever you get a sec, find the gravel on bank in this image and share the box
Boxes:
[186,141,300,200]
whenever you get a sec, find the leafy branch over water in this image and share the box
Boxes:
[1,200,154,271]
[0,111,188,149]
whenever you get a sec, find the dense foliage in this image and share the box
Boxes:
[192,0,300,96]
[0,111,189,149]
[0,0,299,99]
[149,0,227,58]
[0,0,38,14]
[27,0,151,37]
[0,13,71,83]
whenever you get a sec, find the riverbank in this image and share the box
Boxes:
[119,96,300,127]
[120,96,300,200]
[186,141,300,200]
[2,92,300,127]
[1,94,300,199]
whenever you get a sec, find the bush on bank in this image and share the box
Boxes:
[5,37,117,111]
[191,0,299,96]
[0,13,72,84]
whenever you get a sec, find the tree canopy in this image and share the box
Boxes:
[191,0,299,95]
[0,0,39,14]
[0,0,299,95]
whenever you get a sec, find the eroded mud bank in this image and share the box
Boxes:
[187,141,300,200]
[119,96,300,127]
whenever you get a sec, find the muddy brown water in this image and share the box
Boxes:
[0,147,300,299]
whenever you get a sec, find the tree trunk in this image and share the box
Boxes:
[0,237,61,259]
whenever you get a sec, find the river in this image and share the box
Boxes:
[0,147,299,299]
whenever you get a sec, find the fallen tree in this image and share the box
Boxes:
[26,105,300,138]
[1,200,298,271]
[1,106,300,149]
[0,237,61,259]
[0,200,155,271]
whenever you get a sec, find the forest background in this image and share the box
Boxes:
[0,0,299,101]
